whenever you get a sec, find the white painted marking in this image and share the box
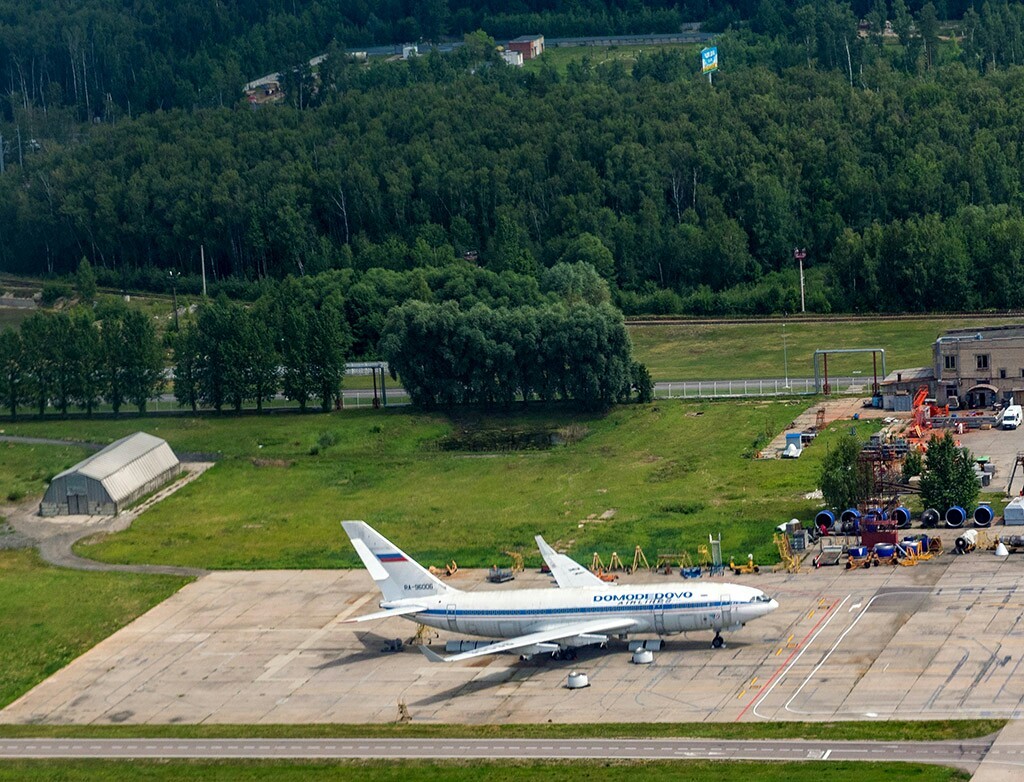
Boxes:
[849,603,862,612]
[751,593,852,720]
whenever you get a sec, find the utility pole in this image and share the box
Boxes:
[200,245,207,297]
[783,322,789,389]
[794,248,807,313]
[169,270,180,331]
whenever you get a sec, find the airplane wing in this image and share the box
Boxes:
[535,535,608,588]
[343,605,426,623]
[419,617,637,663]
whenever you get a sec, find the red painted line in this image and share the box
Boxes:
[734,598,840,722]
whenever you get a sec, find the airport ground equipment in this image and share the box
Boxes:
[773,532,801,573]
[921,508,941,528]
[729,554,760,575]
[973,505,994,527]
[813,542,845,568]
[945,505,968,528]
[429,561,458,577]
[607,551,626,572]
[503,551,525,573]
[487,566,515,583]
[954,529,978,554]
[845,545,879,569]
[629,545,651,574]
[708,533,725,575]
[590,552,606,572]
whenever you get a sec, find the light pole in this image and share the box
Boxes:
[169,270,180,332]
[794,248,807,313]
[783,322,789,389]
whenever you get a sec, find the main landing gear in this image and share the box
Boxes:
[552,648,578,661]
[711,633,726,649]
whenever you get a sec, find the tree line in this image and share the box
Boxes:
[0,303,162,419]
[0,260,643,417]
[381,300,652,410]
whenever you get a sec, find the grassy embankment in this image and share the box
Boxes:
[628,317,997,381]
[0,760,973,782]
[2,402,880,570]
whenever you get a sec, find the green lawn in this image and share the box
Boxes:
[0,550,187,708]
[628,317,998,380]
[0,760,972,782]
[4,402,877,570]
[0,441,91,502]
[524,42,701,76]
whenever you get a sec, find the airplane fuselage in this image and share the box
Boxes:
[384,582,777,641]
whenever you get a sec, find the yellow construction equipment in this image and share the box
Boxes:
[773,532,801,574]
[590,552,606,572]
[697,543,711,568]
[607,551,626,572]
[629,545,651,574]
[729,554,760,575]
[428,560,458,577]
[655,553,688,574]
[408,623,439,645]
[503,550,525,573]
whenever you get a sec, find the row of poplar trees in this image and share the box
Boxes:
[0,304,162,418]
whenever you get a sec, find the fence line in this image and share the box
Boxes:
[654,378,819,399]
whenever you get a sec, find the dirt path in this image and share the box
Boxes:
[1,462,212,578]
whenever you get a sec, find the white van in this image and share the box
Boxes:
[1002,404,1022,430]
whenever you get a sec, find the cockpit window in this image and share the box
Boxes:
[750,594,772,603]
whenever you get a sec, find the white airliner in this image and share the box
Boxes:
[342,521,778,663]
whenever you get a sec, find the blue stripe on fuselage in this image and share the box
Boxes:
[420,601,731,618]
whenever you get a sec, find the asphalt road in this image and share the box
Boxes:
[0,737,999,770]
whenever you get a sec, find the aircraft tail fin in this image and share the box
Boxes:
[342,521,457,602]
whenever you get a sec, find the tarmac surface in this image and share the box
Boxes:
[0,737,1001,771]
[3,545,1024,728]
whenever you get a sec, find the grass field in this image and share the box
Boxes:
[0,441,92,502]
[523,42,700,75]
[0,760,972,781]
[627,317,1001,381]
[0,550,187,709]
[3,402,878,570]
[0,719,1002,742]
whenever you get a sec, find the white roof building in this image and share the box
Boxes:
[40,432,181,516]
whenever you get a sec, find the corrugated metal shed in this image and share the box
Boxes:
[40,432,181,517]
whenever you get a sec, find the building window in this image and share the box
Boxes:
[1000,368,1008,379]
[977,354,990,370]
[944,355,956,370]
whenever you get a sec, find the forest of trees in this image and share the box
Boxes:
[5,2,1024,316]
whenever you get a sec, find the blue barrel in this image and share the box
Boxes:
[893,506,912,527]
[945,506,967,528]
[815,509,836,530]
[973,505,994,527]
[921,508,940,528]
[875,544,895,558]
[848,546,868,558]
[919,534,930,553]
[841,508,861,524]
[901,540,920,556]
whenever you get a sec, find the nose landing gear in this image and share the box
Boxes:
[711,633,726,649]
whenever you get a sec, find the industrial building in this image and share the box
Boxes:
[508,35,544,60]
[40,432,181,517]
[881,324,1024,409]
